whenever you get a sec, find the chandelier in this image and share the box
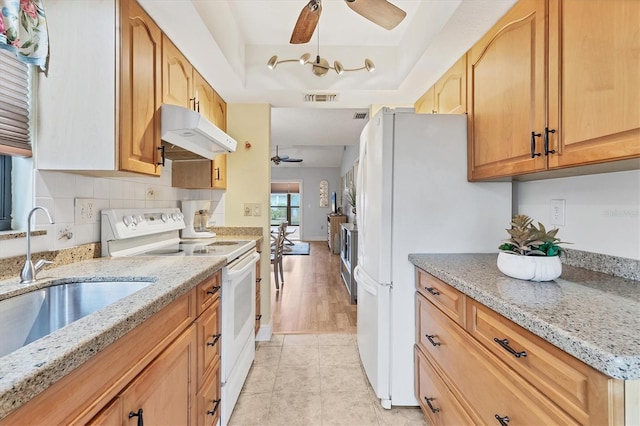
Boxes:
[267,21,375,77]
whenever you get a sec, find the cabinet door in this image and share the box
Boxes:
[434,55,467,114]
[119,0,163,176]
[121,326,197,426]
[547,0,640,169]
[211,154,227,189]
[467,0,547,180]
[415,85,435,114]
[87,397,122,425]
[194,71,216,123]
[213,90,227,131]
[162,35,193,109]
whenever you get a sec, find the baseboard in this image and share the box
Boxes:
[255,323,272,341]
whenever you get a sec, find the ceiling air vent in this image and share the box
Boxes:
[353,112,368,120]
[303,93,338,102]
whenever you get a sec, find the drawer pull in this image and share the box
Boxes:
[494,338,527,358]
[128,409,143,426]
[256,277,262,283]
[207,399,221,416]
[207,286,221,296]
[426,334,441,347]
[424,287,440,296]
[207,333,221,347]
[424,397,440,414]
[495,414,510,425]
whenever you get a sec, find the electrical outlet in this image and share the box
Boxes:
[243,203,252,216]
[252,203,261,216]
[550,199,566,226]
[75,198,96,224]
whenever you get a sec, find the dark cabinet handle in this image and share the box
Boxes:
[544,127,557,155]
[256,278,262,283]
[128,409,143,426]
[190,97,200,112]
[157,145,165,166]
[207,399,221,416]
[495,414,510,425]
[256,314,262,321]
[207,333,221,347]
[207,286,220,296]
[214,167,221,181]
[494,338,527,358]
[424,397,440,413]
[426,334,441,347]
[424,287,440,296]
[530,131,542,158]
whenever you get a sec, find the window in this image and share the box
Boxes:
[0,47,34,231]
[270,193,300,226]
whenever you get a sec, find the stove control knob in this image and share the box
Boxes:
[133,214,145,225]
[171,213,180,221]
[161,213,169,223]
[177,212,184,220]
[123,215,134,227]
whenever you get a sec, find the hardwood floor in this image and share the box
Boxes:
[270,241,357,334]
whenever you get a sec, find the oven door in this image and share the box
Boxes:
[221,251,260,382]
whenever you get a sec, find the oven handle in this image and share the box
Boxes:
[227,252,260,277]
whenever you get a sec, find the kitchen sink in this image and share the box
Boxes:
[207,241,240,246]
[0,280,154,358]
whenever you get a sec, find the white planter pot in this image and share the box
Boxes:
[497,252,562,282]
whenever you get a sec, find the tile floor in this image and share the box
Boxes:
[228,334,427,426]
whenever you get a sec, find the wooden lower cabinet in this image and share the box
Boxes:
[414,267,626,425]
[0,271,222,426]
[196,359,222,426]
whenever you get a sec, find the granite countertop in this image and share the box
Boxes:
[0,255,226,419]
[408,253,640,381]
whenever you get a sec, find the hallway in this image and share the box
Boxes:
[227,241,426,425]
[270,241,357,334]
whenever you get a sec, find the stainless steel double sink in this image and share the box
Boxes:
[0,280,153,358]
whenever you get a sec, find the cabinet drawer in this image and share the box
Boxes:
[416,294,577,425]
[196,360,221,426]
[416,269,465,326]
[197,297,221,389]
[415,346,474,426]
[196,271,221,314]
[467,298,620,425]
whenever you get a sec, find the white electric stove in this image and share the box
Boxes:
[101,208,258,426]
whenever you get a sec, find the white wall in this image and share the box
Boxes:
[0,159,226,259]
[514,170,640,260]
[271,167,340,241]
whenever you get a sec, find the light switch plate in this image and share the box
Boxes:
[550,199,566,226]
[243,203,252,216]
[252,203,261,216]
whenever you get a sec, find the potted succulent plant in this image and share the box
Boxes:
[345,184,357,215]
[497,214,568,281]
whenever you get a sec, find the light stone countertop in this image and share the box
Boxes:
[408,253,640,381]
[0,255,226,419]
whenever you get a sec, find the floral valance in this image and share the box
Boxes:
[0,0,48,69]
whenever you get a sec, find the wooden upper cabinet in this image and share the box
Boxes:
[415,85,435,114]
[434,55,467,115]
[162,35,193,109]
[119,0,163,176]
[546,0,640,169]
[467,0,547,180]
[213,90,227,131]
[194,71,216,123]
[211,154,227,189]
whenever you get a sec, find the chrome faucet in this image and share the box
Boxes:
[20,206,54,284]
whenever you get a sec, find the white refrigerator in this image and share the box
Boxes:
[354,108,511,408]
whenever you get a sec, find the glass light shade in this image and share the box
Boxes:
[334,61,344,75]
[299,53,311,65]
[365,58,375,72]
[267,55,278,70]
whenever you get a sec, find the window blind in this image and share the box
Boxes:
[0,48,31,157]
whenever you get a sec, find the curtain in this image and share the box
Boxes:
[0,0,48,69]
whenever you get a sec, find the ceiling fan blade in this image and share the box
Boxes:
[290,0,322,44]
[281,158,303,163]
[279,154,291,160]
[344,0,406,30]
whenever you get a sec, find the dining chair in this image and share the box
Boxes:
[270,223,286,290]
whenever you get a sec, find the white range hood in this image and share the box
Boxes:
[160,104,237,160]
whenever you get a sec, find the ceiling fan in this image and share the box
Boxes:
[271,146,304,165]
[290,0,407,44]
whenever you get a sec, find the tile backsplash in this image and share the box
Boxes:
[0,160,226,259]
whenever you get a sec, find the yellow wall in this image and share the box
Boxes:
[226,103,272,328]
